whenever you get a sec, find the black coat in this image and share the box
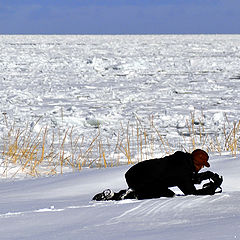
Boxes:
[125,151,198,196]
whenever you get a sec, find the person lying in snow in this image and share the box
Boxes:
[92,149,223,201]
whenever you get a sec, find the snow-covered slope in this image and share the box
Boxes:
[1,154,239,240]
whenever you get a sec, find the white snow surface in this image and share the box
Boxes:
[0,35,240,239]
[0,154,240,240]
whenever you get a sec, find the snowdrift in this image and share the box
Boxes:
[0,154,239,240]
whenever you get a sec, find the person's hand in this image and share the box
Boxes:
[193,171,214,184]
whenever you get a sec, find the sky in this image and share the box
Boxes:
[0,0,240,34]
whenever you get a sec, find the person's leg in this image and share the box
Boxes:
[114,189,137,200]
[125,173,175,199]
[158,188,175,197]
[134,186,175,200]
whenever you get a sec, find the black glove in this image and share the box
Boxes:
[193,171,215,184]
[202,173,223,194]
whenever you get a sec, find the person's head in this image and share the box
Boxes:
[192,149,210,172]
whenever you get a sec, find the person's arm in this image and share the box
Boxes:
[192,171,215,184]
[196,174,223,195]
[178,181,216,196]
[179,173,223,196]
[177,180,197,195]
[194,187,216,195]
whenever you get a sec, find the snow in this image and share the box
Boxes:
[1,35,240,150]
[0,35,240,239]
[0,154,240,240]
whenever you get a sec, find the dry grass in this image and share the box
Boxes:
[1,113,239,178]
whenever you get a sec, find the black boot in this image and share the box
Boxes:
[118,188,137,200]
[92,189,115,201]
[92,188,137,201]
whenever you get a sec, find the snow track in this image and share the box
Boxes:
[1,193,239,240]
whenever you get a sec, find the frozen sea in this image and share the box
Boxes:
[0,35,240,166]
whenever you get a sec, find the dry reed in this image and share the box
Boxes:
[1,112,239,178]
